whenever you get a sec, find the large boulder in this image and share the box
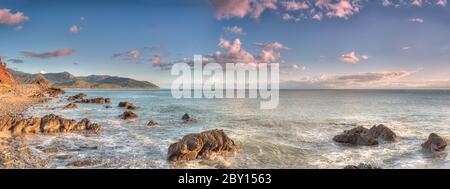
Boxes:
[76,97,111,104]
[0,114,101,135]
[118,101,137,110]
[67,93,86,101]
[333,125,397,146]
[422,133,447,153]
[167,129,237,161]
[120,111,138,120]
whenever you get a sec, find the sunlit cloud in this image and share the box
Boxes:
[224,26,245,34]
[70,25,80,33]
[338,51,368,64]
[0,8,29,25]
[112,49,141,60]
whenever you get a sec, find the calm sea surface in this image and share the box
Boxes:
[24,89,450,169]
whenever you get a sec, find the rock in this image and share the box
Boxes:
[167,129,237,161]
[333,125,397,146]
[104,105,112,108]
[422,133,447,153]
[0,58,15,87]
[76,97,111,104]
[182,113,193,123]
[34,78,48,89]
[64,102,77,109]
[333,126,379,146]
[0,114,101,135]
[344,163,381,169]
[47,87,65,97]
[66,159,101,167]
[120,111,138,120]
[369,124,397,142]
[67,93,86,101]
[118,101,138,110]
[147,120,158,127]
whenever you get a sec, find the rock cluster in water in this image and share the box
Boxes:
[168,129,237,161]
[0,114,101,135]
[333,124,397,146]
[67,93,87,101]
[182,113,193,123]
[76,97,111,104]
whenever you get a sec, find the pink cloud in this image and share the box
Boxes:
[282,1,309,11]
[208,0,277,19]
[70,25,80,33]
[0,9,29,25]
[412,0,423,7]
[215,37,256,63]
[21,48,75,59]
[312,13,323,20]
[437,0,447,6]
[282,13,294,20]
[338,51,368,64]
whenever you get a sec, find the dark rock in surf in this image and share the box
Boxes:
[120,111,138,120]
[147,120,158,127]
[333,124,397,146]
[118,101,137,110]
[167,129,237,161]
[182,113,193,123]
[422,133,447,153]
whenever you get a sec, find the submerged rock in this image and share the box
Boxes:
[118,101,137,110]
[147,120,158,127]
[344,163,381,169]
[104,105,112,109]
[0,114,101,135]
[67,93,86,101]
[422,133,447,153]
[167,129,237,161]
[120,111,138,120]
[182,113,193,123]
[333,124,397,146]
[76,97,111,104]
[64,102,77,109]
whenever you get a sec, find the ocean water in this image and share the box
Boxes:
[23,89,450,169]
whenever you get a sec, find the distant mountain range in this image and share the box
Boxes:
[9,69,159,89]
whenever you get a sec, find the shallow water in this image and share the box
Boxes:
[24,89,450,169]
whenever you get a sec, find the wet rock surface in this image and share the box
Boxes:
[333,124,396,146]
[120,111,138,120]
[422,133,447,153]
[344,163,381,169]
[168,129,237,161]
[0,114,101,135]
[76,97,111,104]
[118,101,138,110]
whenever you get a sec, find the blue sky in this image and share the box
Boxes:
[1,0,449,88]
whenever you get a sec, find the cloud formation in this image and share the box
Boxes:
[112,49,141,59]
[281,70,417,88]
[0,9,29,25]
[209,0,447,21]
[408,17,424,23]
[21,48,75,59]
[8,58,24,64]
[338,51,368,64]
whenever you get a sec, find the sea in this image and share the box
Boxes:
[23,89,450,169]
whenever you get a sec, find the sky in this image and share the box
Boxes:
[0,0,449,89]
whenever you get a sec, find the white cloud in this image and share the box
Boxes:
[338,51,368,64]
[408,17,424,23]
[70,25,80,33]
